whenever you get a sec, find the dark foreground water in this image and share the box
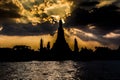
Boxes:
[0,61,120,80]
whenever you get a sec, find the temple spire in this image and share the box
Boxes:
[59,19,63,28]
[51,19,71,57]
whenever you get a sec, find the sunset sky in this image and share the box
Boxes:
[0,0,120,50]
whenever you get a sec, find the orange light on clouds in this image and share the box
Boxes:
[0,28,103,51]
[12,0,73,25]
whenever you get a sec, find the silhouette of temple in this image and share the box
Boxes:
[1,20,120,61]
[51,20,71,58]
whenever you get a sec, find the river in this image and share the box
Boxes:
[0,60,120,80]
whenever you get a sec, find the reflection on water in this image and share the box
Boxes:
[0,61,77,80]
[0,61,120,80]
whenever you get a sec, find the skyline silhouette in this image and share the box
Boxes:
[0,20,120,61]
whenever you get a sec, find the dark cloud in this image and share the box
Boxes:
[65,4,120,32]
[0,22,58,36]
[0,9,21,18]
[0,0,120,36]
[90,5,120,28]
[80,1,99,7]
[0,1,21,19]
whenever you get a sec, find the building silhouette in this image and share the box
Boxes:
[74,38,79,52]
[0,20,120,61]
[40,38,44,53]
[51,20,71,59]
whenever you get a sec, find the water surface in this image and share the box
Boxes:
[0,61,120,80]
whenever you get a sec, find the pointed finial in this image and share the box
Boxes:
[59,19,62,28]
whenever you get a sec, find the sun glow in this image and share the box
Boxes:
[12,0,73,25]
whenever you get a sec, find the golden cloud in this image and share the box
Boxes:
[11,0,73,25]
[103,32,120,38]
[96,0,117,8]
